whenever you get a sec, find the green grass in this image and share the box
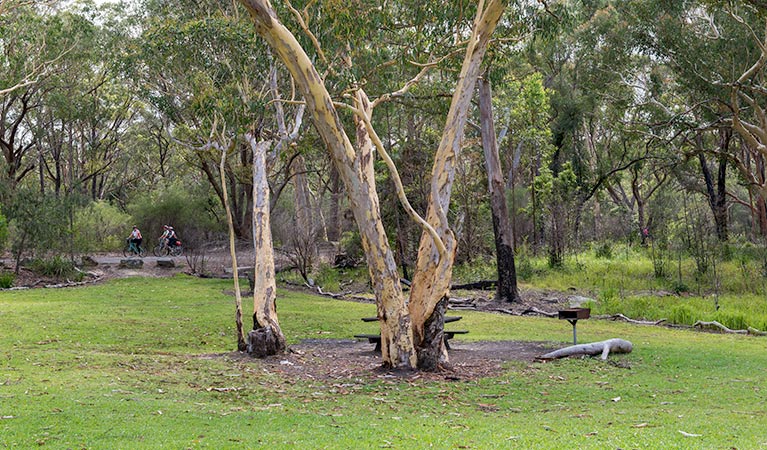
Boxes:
[2,275,767,448]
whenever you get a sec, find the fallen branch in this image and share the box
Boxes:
[693,320,766,335]
[521,307,558,318]
[538,338,633,360]
[596,313,667,325]
[313,285,346,299]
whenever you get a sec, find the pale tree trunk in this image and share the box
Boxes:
[219,140,247,352]
[478,76,520,303]
[239,0,416,369]
[239,0,506,371]
[408,0,507,370]
[246,135,286,357]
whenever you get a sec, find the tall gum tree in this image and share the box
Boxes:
[238,0,507,370]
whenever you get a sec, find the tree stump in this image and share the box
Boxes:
[247,326,286,358]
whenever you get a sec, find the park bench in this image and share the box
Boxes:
[355,316,467,351]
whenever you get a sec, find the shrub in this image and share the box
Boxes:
[0,271,14,288]
[339,231,364,262]
[127,184,222,249]
[30,256,81,280]
[0,211,8,251]
[595,242,613,259]
[73,201,131,253]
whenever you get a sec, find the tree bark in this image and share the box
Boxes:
[478,76,520,303]
[239,0,506,371]
[239,0,416,369]
[408,0,507,369]
[697,130,730,242]
[246,135,286,357]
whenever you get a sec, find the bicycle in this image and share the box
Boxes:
[153,238,183,257]
[123,239,146,257]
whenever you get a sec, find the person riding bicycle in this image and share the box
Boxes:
[166,226,179,248]
[159,225,179,250]
[128,226,143,252]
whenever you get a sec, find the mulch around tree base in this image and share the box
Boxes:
[223,339,559,382]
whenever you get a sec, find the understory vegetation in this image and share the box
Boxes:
[1,276,765,448]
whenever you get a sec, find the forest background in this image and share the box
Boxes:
[4,1,767,330]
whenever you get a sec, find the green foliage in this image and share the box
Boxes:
[5,189,73,257]
[514,242,535,280]
[668,303,698,326]
[0,211,8,251]
[0,271,14,288]
[594,241,613,259]
[339,231,364,261]
[72,201,131,252]
[127,184,221,246]
[712,309,748,331]
[452,258,497,284]
[29,256,81,280]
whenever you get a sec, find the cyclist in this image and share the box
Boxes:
[128,226,143,253]
[166,226,179,248]
[159,225,171,249]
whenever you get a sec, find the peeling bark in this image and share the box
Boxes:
[239,0,507,371]
[409,0,508,368]
[247,135,286,357]
[479,76,520,303]
[239,0,415,368]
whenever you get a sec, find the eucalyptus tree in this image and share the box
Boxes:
[238,0,509,370]
[0,4,53,196]
[28,6,137,200]
[134,0,309,356]
[619,1,767,240]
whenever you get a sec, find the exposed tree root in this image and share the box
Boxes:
[537,338,633,360]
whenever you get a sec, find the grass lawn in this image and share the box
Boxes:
[2,275,767,449]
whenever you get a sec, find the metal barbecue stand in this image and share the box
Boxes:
[557,308,591,345]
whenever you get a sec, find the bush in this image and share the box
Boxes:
[0,211,8,252]
[595,242,613,259]
[29,256,81,280]
[127,184,222,249]
[0,271,14,288]
[339,231,364,262]
[73,201,131,253]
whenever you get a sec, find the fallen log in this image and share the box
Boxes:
[693,320,766,336]
[596,313,667,325]
[538,338,633,360]
[521,307,558,318]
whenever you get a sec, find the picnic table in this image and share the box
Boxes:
[355,315,468,351]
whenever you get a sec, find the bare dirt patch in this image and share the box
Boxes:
[218,339,557,382]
